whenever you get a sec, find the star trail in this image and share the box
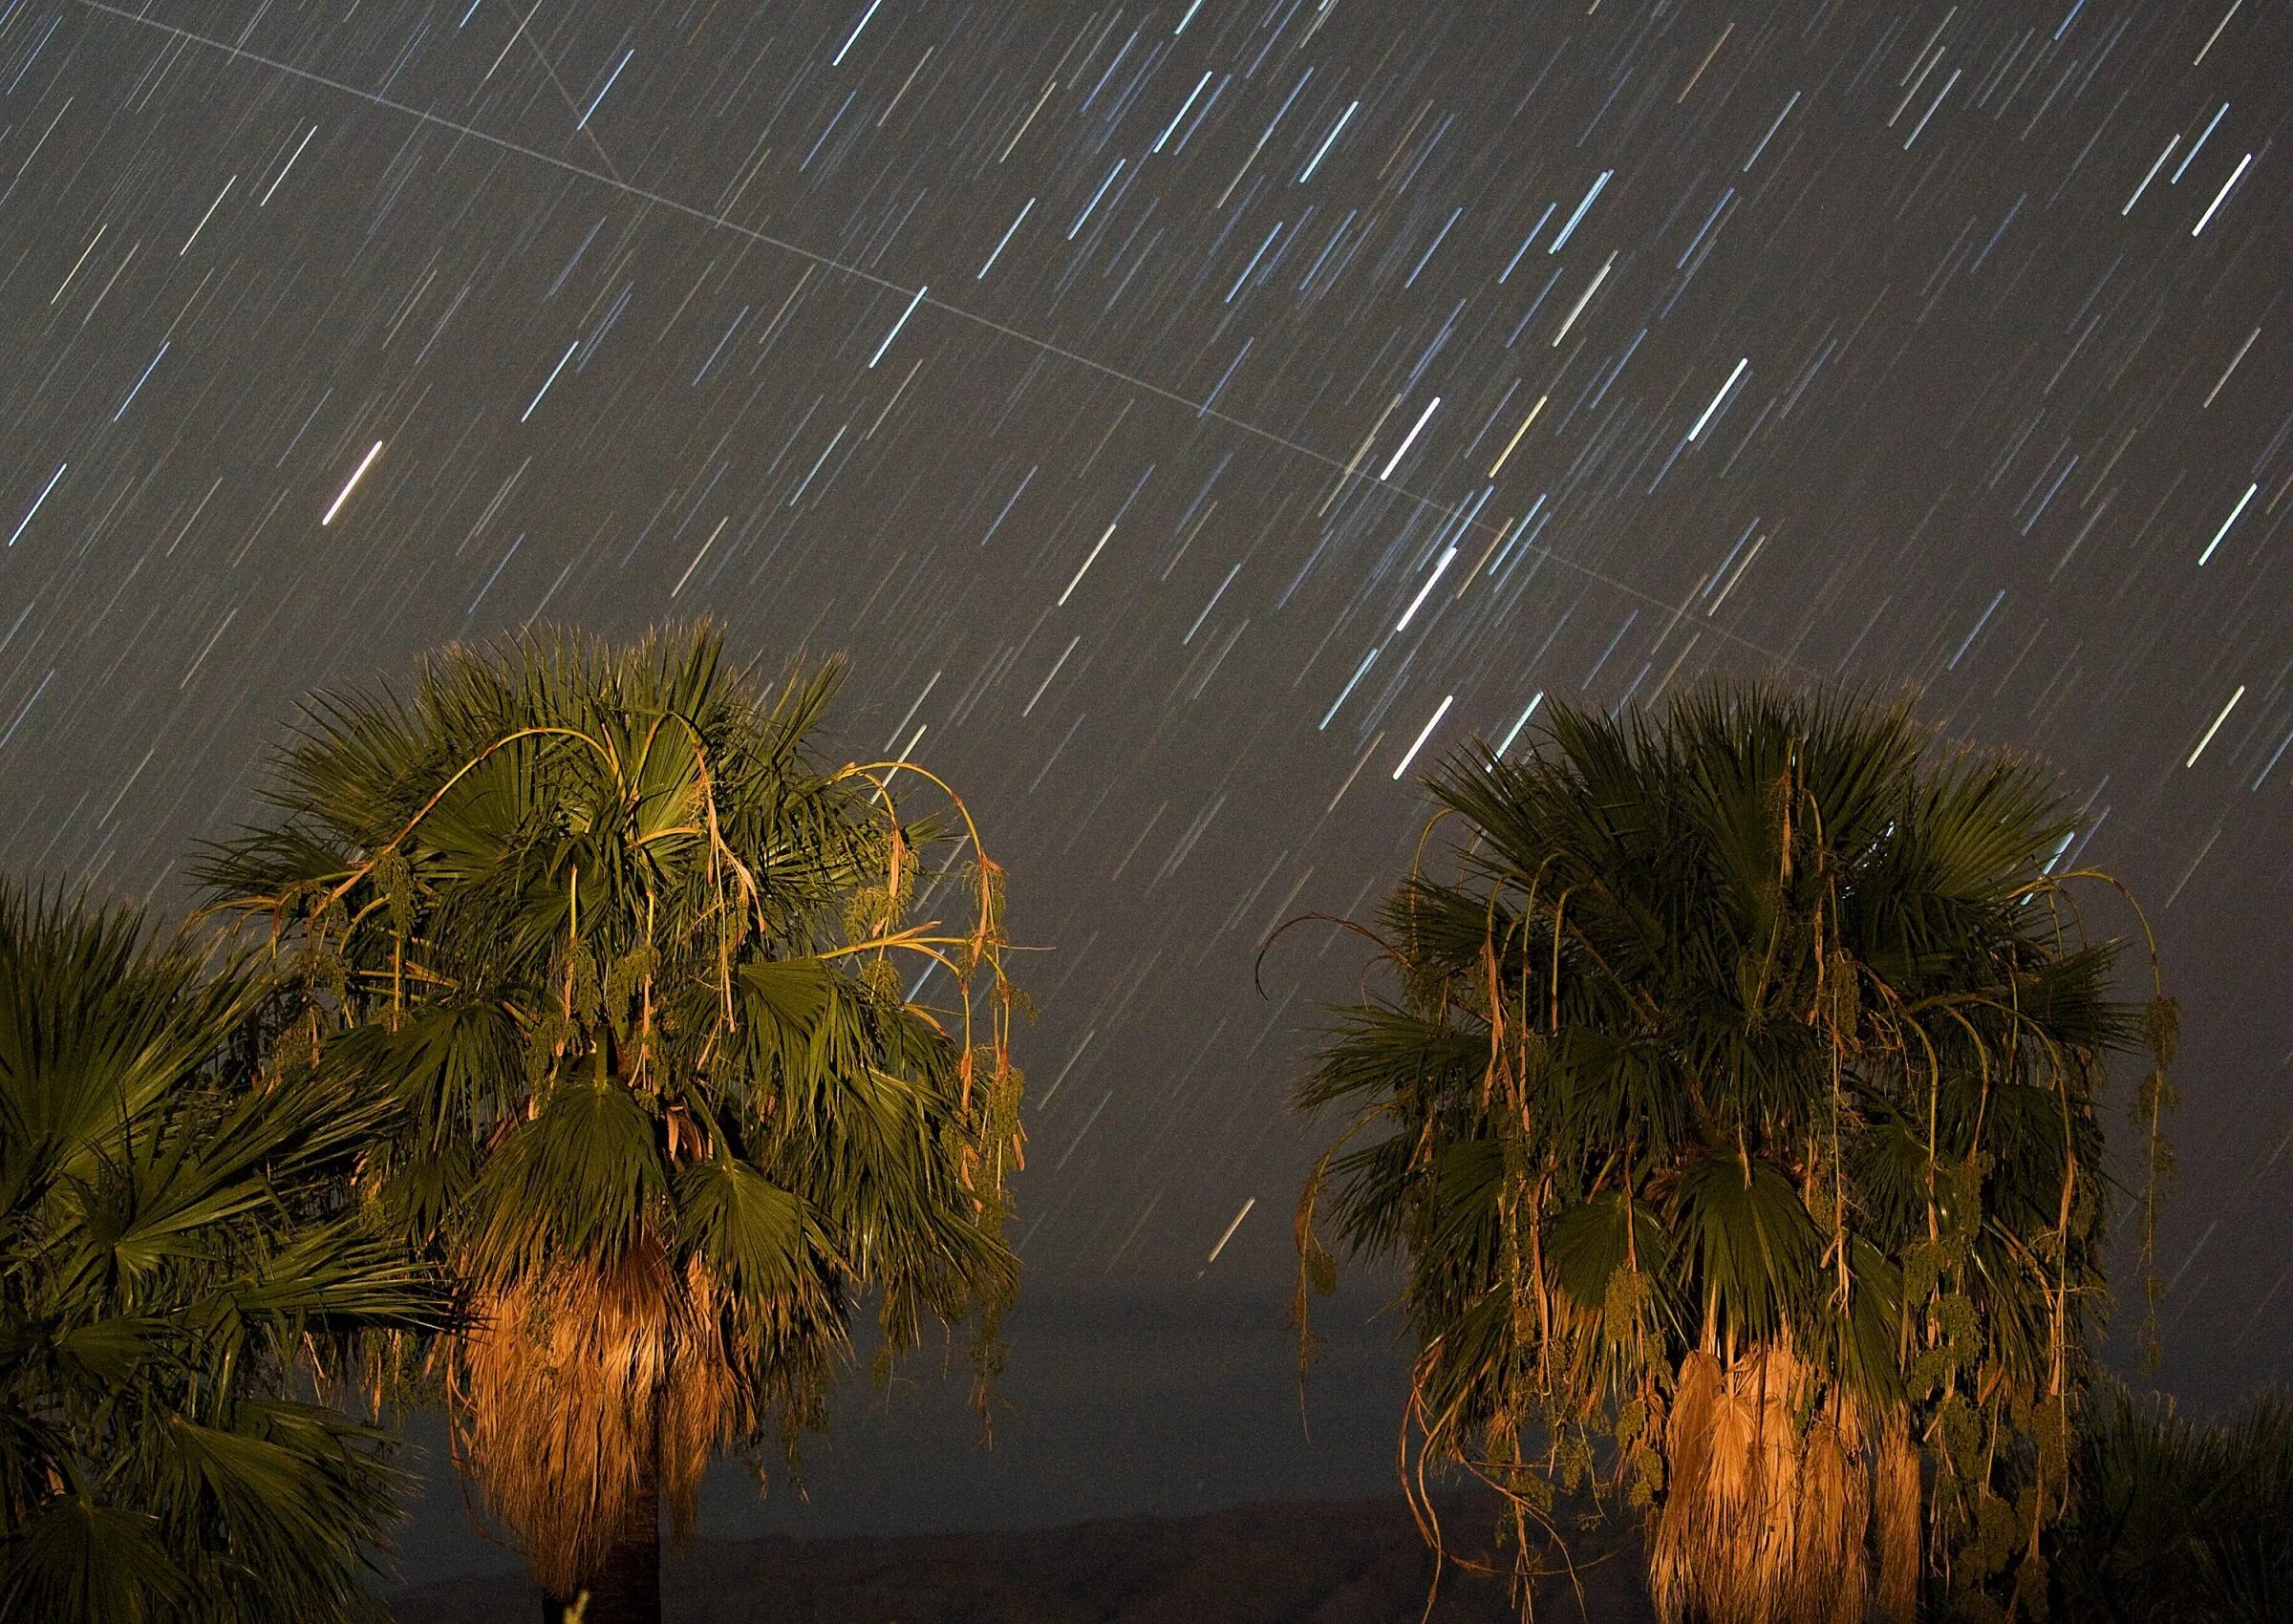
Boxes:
[0,0,2288,1462]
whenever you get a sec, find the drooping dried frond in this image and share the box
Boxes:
[1796,1418,1869,1624]
[1874,1406,1921,1623]
[453,1248,760,1595]
[1293,679,2174,1618]
[1651,1340,1873,1624]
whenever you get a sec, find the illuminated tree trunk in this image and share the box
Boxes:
[542,1470,659,1624]
[1649,1346,1910,1624]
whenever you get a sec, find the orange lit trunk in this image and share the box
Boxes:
[540,1470,659,1624]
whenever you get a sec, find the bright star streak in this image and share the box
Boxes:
[6,463,65,547]
[260,124,316,204]
[2123,136,2177,213]
[1548,169,1611,253]
[2187,687,2245,768]
[577,50,632,129]
[977,200,1033,277]
[1154,72,1212,153]
[868,284,928,367]
[1297,100,1357,182]
[1320,648,1379,730]
[112,341,166,420]
[1393,694,1455,780]
[832,0,882,65]
[1551,252,1616,347]
[1060,524,1117,605]
[522,342,578,420]
[1394,546,1458,632]
[1492,692,1545,759]
[1379,397,1440,481]
[1687,357,1749,439]
[1204,1197,1255,1265]
[2200,482,2257,565]
[2192,153,2253,236]
[320,440,384,525]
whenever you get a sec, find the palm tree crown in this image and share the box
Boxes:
[1296,684,2172,1623]
[196,625,1023,1614]
[0,880,443,1624]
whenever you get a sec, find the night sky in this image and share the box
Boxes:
[3,0,2289,1547]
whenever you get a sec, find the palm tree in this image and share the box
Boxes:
[2053,1382,2293,1624]
[195,624,1024,1624]
[0,878,444,1624]
[1293,683,2174,1622]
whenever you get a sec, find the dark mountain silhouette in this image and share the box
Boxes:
[388,1495,1656,1623]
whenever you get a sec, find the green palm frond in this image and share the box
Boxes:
[1669,1151,1823,1347]
[471,1079,666,1279]
[4,1497,185,1624]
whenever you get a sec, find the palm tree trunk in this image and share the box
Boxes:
[541,1472,660,1624]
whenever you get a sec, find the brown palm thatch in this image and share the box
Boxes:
[453,1246,752,1595]
[1649,1342,1880,1624]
